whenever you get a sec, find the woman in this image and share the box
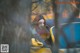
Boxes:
[32,14,50,41]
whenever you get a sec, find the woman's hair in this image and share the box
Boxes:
[33,14,46,25]
[38,15,45,21]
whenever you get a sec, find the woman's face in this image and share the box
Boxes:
[38,19,45,27]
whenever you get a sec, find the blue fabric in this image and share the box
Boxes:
[46,19,54,27]
[46,18,80,27]
[52,22,80,48]
[73,18,80,22]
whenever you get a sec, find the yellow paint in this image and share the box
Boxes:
[36,48,52,53]
[50,26,55,42]
[31,47,65,53]
[31,38,43,47]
